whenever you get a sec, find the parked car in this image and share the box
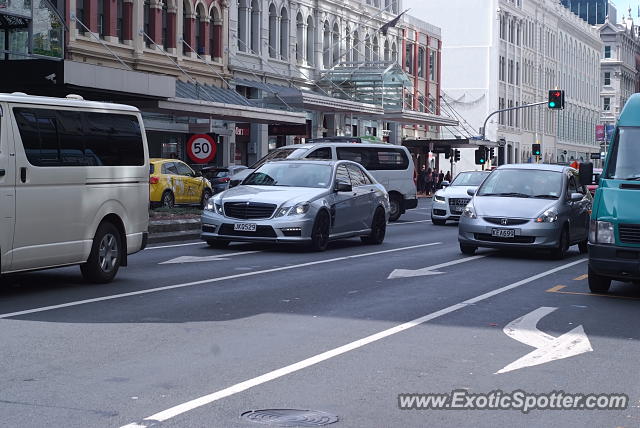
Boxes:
[149,159,212,208]
[0,93,149,283]
[458,164,592,258]
[229,142,417,221]
[201,159,390,251]
[431,170,491,225]
[201,165,248,194]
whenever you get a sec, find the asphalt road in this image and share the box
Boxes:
[1,198,639,428]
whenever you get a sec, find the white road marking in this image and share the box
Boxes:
[387,255,486,279]
[120,258,587,428]
[0,243,441,320]
[496,306,593,374]
[388,220,432,226]
[145,242,203,250]
[159,251,262,265]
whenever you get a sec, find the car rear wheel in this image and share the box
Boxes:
[161,190,175,209]
[460,243,477,255]
[588,266,611,293]
[388,194,402,222]
[310,211,330,251]
[361,208,386,245]
[80,222,121,284]
[207,239,229,249]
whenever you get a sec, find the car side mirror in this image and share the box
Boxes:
[335,180,352,193]
[467,188,476,197]
[570,192,583,202]
[441,181,450,188]
[578,163,594,186]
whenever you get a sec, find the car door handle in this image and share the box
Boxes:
[20,167,27,183]
[0,169,5,177]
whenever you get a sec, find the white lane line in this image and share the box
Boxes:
[145,242,203,250]
[388,220,431,226]
[388,255,486,279]
[0,242,441,320]
[159,250,263,265]
[120,258,587,428]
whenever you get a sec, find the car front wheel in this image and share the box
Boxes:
[460,243,477,255]
[588,267,611,293]
[310,211,330,251]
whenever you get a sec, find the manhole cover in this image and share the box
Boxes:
[240,409,339,427]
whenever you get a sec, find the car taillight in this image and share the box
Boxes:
[149,176,159,184]
[222,177,230,182]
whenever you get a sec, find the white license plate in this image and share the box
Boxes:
[491,228,515,238]
[234,223,257,232]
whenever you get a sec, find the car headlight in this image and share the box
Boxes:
[535,209,558,223]
[589,219,615,244]
[461,203,477,219]
[205,198,214,211]
[433,194,445,203]
[206,198,223,215]
[289,202,310,216]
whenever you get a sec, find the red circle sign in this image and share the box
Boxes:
[187,134,217,164]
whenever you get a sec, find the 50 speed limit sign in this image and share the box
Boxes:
[186,134,217,164]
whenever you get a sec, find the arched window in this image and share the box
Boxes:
[352,31,359,62]
[144,0,151,47]
[268,4,277,58]
[323,21,330,68]
[418,47,425,77]
[306,15,314,65]
[210,6,220,58]
[195,4,205,54]
[332,23,339,65]
[391,41,397,63]
[116,0,123,42]
[181,0,191,54]
[238,0,248,52]
[161,2,168,49]
[280,7,289,60]
[392,0,398,13]
[345,27,351,62]
[296,12,304,63]
[372,36,379,61]
[98,0,105,38]
[383,39,389,61]
[365,34,371,62]
[250,0,260,53]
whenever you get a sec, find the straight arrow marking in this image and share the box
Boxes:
[387,255,486,279]
[496,306,593,374]
[160,250,262,264]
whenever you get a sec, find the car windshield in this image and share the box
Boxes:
[243,163,332,188]
[451,172,489,186]
[249,148,308,169]
[605,127,640,180]
[477,169,563,198]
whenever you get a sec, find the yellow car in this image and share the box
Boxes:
[149,159,213,208]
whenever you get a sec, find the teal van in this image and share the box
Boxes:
[588,94,640,293]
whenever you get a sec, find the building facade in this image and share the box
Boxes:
[560,0,609,25]
[421,0,602,171]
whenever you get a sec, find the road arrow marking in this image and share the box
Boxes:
[387,255,486,279]
[496,306,593,374]
[160,250,262,264]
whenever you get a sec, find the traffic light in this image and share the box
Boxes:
[532,143,541,157]
[445,149,451,159]
[475,147,487,165]
[454,149,461,162]
[489,148,495,158]
[548,90,565,109]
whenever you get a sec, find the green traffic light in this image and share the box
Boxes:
[549,102,556,108]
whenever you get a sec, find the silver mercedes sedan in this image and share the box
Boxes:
[458,164,592,258]
[201,159,390,251]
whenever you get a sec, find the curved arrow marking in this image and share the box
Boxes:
[387,255,486,279]
[496,306,593,374]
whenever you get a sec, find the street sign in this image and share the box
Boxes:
[187,134,217,164]
[590,153,601,160]
[496,307,593,374]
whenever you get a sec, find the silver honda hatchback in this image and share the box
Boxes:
[201,159,390,251]
[458,164,592,258]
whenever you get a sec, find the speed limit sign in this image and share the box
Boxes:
[186,134,217,164]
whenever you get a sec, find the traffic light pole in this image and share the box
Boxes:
[480,101,548,140]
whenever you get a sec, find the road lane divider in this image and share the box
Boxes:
[546,285,640,301]
[146,242,204,250]
[388,220,432,226]
[119,258,587,428]
[388,255,486,279]
[0,242,442,320]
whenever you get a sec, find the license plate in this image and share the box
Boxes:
[234,223,257,232]
[491,228,515,238]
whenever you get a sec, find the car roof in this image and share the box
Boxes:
[150,158,186,163]
[496,163,569,173]
[275,142,404,150]
[0,92,140,112]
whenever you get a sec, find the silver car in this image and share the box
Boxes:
[431,171,491,225]
[458,164,592,258]
[201,160,390,251]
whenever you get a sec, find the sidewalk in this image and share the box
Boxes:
[148,218,201,244]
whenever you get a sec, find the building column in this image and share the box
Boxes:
[83,0,99,34]
[213,20,223,59]
[167,6,177,53]
[104,0,118,43]
[149,1,163,47]
[123,0,134,45]
[250,124,269,165]
[183,13,196,57]
[200,17,210,60]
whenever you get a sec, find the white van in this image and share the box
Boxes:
[230,142,418,221]
[0,93,149,283]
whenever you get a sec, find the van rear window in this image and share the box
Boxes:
[336,147,409,170]
[13,108,145,167]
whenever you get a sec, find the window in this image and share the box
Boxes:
[604,97,611,111]
[429,49,436,81]
[162,162,179,174]
[335,164,350,184]
[346,164,371,187]
[418,47,425,78]
[269,4,277,59]
[98,0,105,39]
[84,113,145,166]
[144,0,151,47]
[604,45,611,59]
[336,147,409,170]
[175,161,195,176]
[280,8,289,60]
[76,0,85,33]
[117,0,124,42]
[604,72,611,86]
[306,147,332,159]
[405,43,413,72]
[238,0,248,52]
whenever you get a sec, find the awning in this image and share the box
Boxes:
[403,138,500,150]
